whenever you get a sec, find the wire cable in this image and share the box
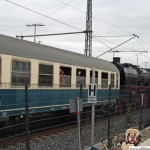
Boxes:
[93,35,132,38]
[57,0,150,56]
[93,37,112,49]
[18,0,75,35]
[93,36,142,53]
[96,35,137,57]
[57,0,133,35]
[134,38,150,60]
[5,0,83,32]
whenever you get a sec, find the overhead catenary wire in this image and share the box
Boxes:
[17,0,75,35]
[134,38,150,61]
[57,0,133,35]
[46,0,75,17]
[4,0,149,62]
[137,52,150,61]
[93,37,111,49]
[4,1,140,47]
[96,35,138,58]
[92,33,140,56]
[139,38,150,50]
[137,38,150,53]
[93,35,148,53]
[5,0,83,32]
[57,0,150,57]
[5,0,135,40]
[93,35,133,38]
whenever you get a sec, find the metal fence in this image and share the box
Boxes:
[0,84,150,150]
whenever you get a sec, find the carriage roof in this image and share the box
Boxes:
[0,34,119,73]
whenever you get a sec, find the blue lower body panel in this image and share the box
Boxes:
[0,89,119,117]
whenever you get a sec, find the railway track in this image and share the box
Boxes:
[1,108,149,149]
[0,113,125,149]
[0,124,77,149]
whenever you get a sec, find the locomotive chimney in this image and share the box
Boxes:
[113,57,120,63]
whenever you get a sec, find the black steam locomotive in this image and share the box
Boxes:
[113,58,150,113]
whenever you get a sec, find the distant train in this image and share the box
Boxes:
[0,34,149,125]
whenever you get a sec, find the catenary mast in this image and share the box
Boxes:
[84,0,92,56]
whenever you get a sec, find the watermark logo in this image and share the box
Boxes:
[129,146,150,150]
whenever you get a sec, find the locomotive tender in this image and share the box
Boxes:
[113,62,150,86]
[113,61,150,111]
[0,34,120,124]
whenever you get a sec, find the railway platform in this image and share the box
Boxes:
[84,126,150,150]
[85,138,150,150]
[140,138,150,146]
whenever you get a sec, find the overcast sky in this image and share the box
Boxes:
[0,0,150,68]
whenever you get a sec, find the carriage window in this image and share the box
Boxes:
[39,64,53,86]
[76,69,86,87]
[90,71,98,85]
[111,74,115,88]
[11,60,30,86]
[101,72,108,88]
[60,66,71,86]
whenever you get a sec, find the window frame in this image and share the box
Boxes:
[38,63,53,86]
[90,70,98,85]
[59,66,72,87]
[101,72,108,88]
[76,68,86,87]
[11,59,31,86]
[110,73,115,88]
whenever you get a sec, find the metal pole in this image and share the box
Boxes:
[108,84,111,149]
[91,68,95,147]
[34,25,36,43]
[80,84,83,138]
[25,84,30,150]
[85,0,92,56]
[26,24,45,43]
[80,84,83,99]
[136,54,138,66]
[139,93,143,130]
[76,97,82,150]
[16,31,86,38]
